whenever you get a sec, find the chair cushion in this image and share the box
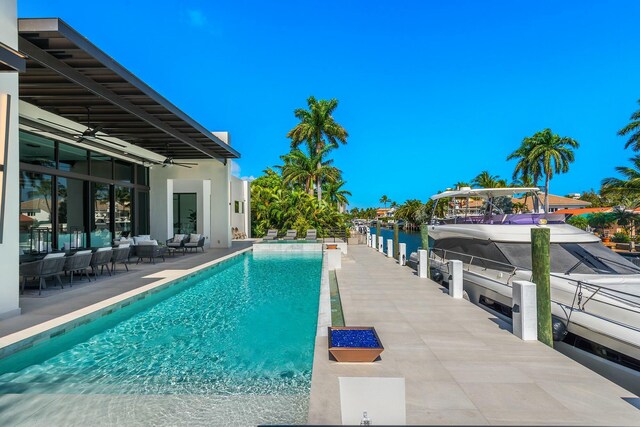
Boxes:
[119,243,130,248]
[44,252,66,259]
[173,234,186,243]
[138,240,158,246]
[96,247,112,252]
[185,242,198,247]
[75,250,92,255]
[189,233,201,243]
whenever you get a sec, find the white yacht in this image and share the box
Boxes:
[427,187,640,395]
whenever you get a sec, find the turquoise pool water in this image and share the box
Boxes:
[0,251,322,425]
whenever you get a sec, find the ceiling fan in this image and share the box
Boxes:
[162,157,198,169]
[36,107,127,148]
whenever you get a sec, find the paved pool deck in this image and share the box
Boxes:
[0,241,254,339]
[308,244,640,425]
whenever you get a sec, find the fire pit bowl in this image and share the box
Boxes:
[328,326,384,362]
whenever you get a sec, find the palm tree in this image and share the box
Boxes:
[602,156,640,200]
[471,171,505,188]
[507,139,542,188]
[395,199,423,225]
[287,96,348,201]
[279,147,341,196]
[324,180,352,207]
[507,129,579,213]
[618,98,640,151]
[379,195,390,208]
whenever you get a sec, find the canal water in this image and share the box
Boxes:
[371,227,423,255]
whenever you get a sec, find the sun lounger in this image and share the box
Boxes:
[263,229,278,240]
[305,229,317,240]
[282,230,297,240]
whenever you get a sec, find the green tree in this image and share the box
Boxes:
[507,128,579,213]
[395,199,424,225]
[578,189,605,208]
[324,180,352,207]
[471,171,506,188]
[618,98,640,150]
[279,147,341,196]
[602,156,640,201]
[379,195,390,208]
[566,215,589,230]
[287,96,348,201]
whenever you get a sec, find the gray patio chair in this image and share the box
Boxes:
[21,256,67,295]
[166,234,189,256]
[111,246,131,274]
[263,229,278,241]
[282,229,297,240]
[19,260,42,295]
[64,250,93,286]
[136,244,167,264]
[185,235,205,253]
[305,229,317,240]
[91,248,113,276]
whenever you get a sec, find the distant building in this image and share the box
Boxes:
[514,193,591,213]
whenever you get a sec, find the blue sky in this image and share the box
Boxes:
[18,1,640,208]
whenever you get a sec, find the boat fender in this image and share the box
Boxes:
[552,318,567,341]
[430,268,443,283]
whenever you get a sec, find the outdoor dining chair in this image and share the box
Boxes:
[20,256,67,295]
[64,250,93,285]
[110,246,131,274]
[91,247,113,276]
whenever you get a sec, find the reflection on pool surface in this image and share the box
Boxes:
[0,251,322,426]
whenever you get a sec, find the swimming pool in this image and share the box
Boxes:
[0,251,323,426]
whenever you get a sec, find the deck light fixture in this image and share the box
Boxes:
[0,94,10,243]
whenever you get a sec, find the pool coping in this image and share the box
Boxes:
[316,252,331,338]
[0,246,254,359]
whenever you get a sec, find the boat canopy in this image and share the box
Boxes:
[430,187,541,200]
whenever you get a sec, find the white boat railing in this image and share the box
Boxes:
[429,247,640,333]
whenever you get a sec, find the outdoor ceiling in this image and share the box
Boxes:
[16,18,239,162]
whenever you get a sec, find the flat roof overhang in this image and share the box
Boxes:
[17,18,239,162]
[0,41,26,72]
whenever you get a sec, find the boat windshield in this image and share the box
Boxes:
[496,242,640,275]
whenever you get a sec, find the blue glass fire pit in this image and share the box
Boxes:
[328,326,384,362]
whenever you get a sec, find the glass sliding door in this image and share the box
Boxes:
[57,177,87,250]
[173,193,197,235]
[91,182,112,247]
[136,191,149,235]
[115,186,133,238]
[19,172,53,253]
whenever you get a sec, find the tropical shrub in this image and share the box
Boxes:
[612,231,631,243]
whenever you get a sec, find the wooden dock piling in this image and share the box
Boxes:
[531,227,553,347]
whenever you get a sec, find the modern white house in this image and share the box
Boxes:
[0,6,250,319]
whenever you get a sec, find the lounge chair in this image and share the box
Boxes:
[282,230,297,240]
[64,250,93,285]
[263,229,278,241]
[305,229,317,241]
[136,242,167,264]
[166,234,189,256]
[184,234,205,253]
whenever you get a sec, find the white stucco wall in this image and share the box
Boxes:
[149,159,232,248]
[230,175,251,238]
[0,0,21,318]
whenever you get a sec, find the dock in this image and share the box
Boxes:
[308,245,640,425]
